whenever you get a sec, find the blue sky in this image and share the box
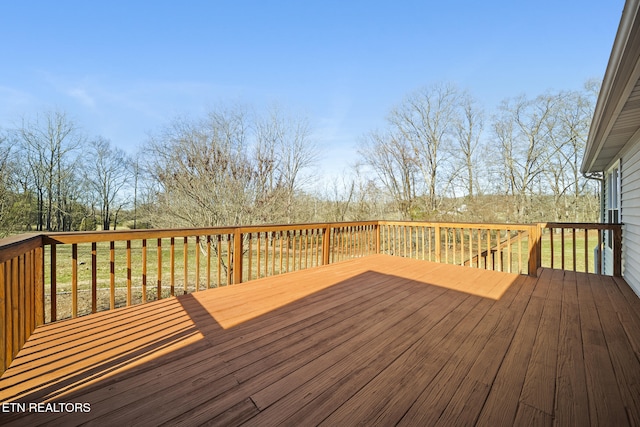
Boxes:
[0,1,626,187]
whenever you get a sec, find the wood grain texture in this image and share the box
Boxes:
[1,255,638,426]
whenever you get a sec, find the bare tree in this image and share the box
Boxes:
[492,94,559,221]
[452,92,484,200]
[18,110,83,231]
[86,137,131,230]
[147,109,253,228]
[546,88,598,221]
[359,129,420,219]
[130,153,144,229]
[254,105,318,223]
[389,83,461,212]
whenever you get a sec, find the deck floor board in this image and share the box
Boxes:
[1,254,640,426]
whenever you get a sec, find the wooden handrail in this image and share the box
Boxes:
[0,219,624,377]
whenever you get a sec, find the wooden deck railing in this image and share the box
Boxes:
[0,220,622,375]
[378,221,537,275]
[542,222,622,276]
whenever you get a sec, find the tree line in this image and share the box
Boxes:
[0,81,601,237]
[357,81,600,223]
[1,111,133,234]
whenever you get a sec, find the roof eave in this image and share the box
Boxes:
[582,0,640,174]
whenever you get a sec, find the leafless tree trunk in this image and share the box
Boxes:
[389,83,460,212]
[492,94,559,221]
[254,105,318,223]
[452,92,484,200]
[18,110,83,231]
[86,137,131,230]
[146,104,318,229]
[359,130,419,219]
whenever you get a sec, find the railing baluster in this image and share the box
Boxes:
[217,235,222,287]
[314,229,319,266]
[264,231,268,277]
[92,242,97,313]
[571,228,576,271]
[207,235,211,289]
[248,233,253,281]
[157,238,162,299]
[597,229,602,274]
[11,258,18,355]
[110,241,115,309]
[304,230,309,268]
[227,234,232,285]
[170,237,175,296]
[452,229,456,264]
[435,226,441,263]
[18,255,25,348]
[24,252,31,337]
[35,245,44,327]
[561,229,565,271]
[127,240,132,304]
[72,244,78,318]
[550,227,554,269]
[272,232,277,274]
[584,229,589,273]
[299,230,304,270]
[468,229,473,268]
[517,231,522,274]
[507,230,512,273]
[51,245,57,322]
[280,231,285,273]
[195,236,200,292]
[496,230,502,272]
[286,231,291,271]
[142,239,147,302]
[476,229,480,269]
[183,237,188,293]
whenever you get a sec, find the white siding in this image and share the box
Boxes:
[621,139,640,297]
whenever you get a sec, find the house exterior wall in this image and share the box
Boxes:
[620,137,640,297]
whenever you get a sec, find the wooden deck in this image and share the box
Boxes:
[1,254,639,426]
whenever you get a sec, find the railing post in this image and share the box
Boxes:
[537,223,542,271]
[528,224,540,277]
[375,222,381,254]
[322,225,331,265]
[613,225,622,277]
[233,228,243,284]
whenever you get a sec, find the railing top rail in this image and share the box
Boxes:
[0,220,624,250]
[378,220,533,229]
[0,233,43,263]
[22,221,381,246]
[238,221,378,234]
[42,227,239,244]
[542,222,623,230]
